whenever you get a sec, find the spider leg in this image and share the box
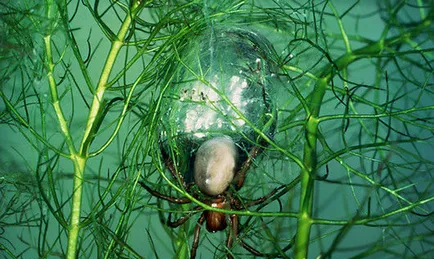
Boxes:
[234,145,262,190]
[238,224,293,258]
[225,184,289,258]
[167,205,202,228]
[244,184,287,207]
[159,141,187,188]
[240,239,264,257]
[139,181,191,204]
[230,216,281,258]
[226,214,239,259]
[191,213,206,259]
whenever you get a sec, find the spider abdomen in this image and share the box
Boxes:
[194,136,237,196]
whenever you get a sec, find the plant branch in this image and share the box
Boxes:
[65,1,142,259]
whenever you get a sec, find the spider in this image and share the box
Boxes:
[140,135,285,258]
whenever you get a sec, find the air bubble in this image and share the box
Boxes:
[159,27,280,174]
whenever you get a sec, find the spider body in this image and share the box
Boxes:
[140,135,284,258]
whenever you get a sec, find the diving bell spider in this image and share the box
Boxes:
[140,135,285,258]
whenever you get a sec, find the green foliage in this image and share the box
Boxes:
[0,0,433,258]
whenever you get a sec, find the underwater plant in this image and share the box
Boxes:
[1,1,433,258]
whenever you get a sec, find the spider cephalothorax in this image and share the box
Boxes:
[140,135,284,258]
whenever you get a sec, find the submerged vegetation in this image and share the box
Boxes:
[1,1,433,258]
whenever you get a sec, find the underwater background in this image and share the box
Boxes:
[1,0,433,258]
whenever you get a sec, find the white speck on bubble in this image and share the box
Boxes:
[217,118,223,127]
[241,80,248,89]
[185,109,198,133]
[194,132,206,138]
[229,75,240,91]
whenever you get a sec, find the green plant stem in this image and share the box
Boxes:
[44,35,76,155]
[79,13,136,155]
[293,11,432,258]
[65,2,141,259]
[294,77,327,259]
[65,155,87,259]
[44,32,87,259]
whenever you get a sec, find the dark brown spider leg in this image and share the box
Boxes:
[139,181,191,204]
[240,239,264,257]
[225,214,238,259]
[230,218,275,258]
[234,145,262,190]
[191,213,206,259]
[244,184,287,207]
[238,226,291,258]
[159,141,187,187]
[167,205,202,228]
[229,185,289,258]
